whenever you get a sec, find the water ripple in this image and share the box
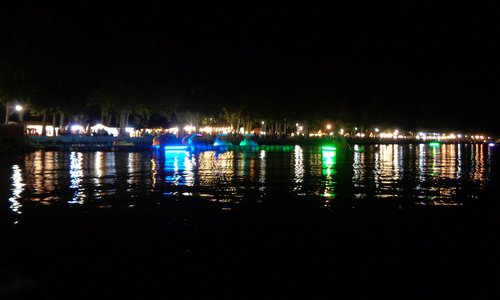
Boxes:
[5,144,496,214]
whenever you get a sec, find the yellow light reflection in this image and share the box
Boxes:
[472,144,483,182]
[151,157,157,188]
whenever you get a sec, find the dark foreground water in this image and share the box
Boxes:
[1,144,500,298]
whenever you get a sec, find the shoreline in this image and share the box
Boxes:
[1,134,495,154]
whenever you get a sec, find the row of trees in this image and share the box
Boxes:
[2,11,498,136]
[0,47,361,135]
[0,15,379,136]
[0,79,373,137]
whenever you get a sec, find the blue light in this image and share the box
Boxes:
[164,145,188,151]
[164,150,188,156]
[489,143,495,147]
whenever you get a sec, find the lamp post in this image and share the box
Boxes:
[4,101,10,124]
[15,105,24,124]
[4,102,24,124]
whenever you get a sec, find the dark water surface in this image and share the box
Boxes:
[1,144,500,298]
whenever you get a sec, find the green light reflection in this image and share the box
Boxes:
[321,150,337,199]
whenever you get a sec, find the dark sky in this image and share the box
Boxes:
[1,2,499,133]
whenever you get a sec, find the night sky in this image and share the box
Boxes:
[1,2,498,133]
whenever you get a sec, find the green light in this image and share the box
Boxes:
[320,191,336,198]
[322,150,337,174]
[429,142,440,147]
[322,145,337,151]
[322,150,336,158]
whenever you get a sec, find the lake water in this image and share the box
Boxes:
[1,144,499,298]
[2,144,498,216]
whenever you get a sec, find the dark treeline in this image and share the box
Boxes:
[0,11,356,135]
[1,4,499,135]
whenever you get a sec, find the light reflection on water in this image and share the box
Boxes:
[69,152,84,204]
[259,150,266,194]
[293,146,304,193]
[321,150,337,200]
[8,165,24,214]
[5,144,497,214]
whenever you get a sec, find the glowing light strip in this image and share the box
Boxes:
[429,142,440,147]
[164,146,188,150]
[164,150,188,154]
[322,146,337,151]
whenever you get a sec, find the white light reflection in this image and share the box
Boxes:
[8,165,25,214]
[293,146,304,192]
[69,152,84,204]
[373,148,381,189]
[352,150,367,199]
[128,152,134,176]
[393,145,400,179]
[418,144,425,182]
[94,151,103,186]
[127,153,137,192]
[352,151,362,184]
[457,144,462,179]
[487,143,493,181]
[184,153,194,186]
[259,150,266,194]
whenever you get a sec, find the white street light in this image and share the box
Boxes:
[5,103,24,124]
